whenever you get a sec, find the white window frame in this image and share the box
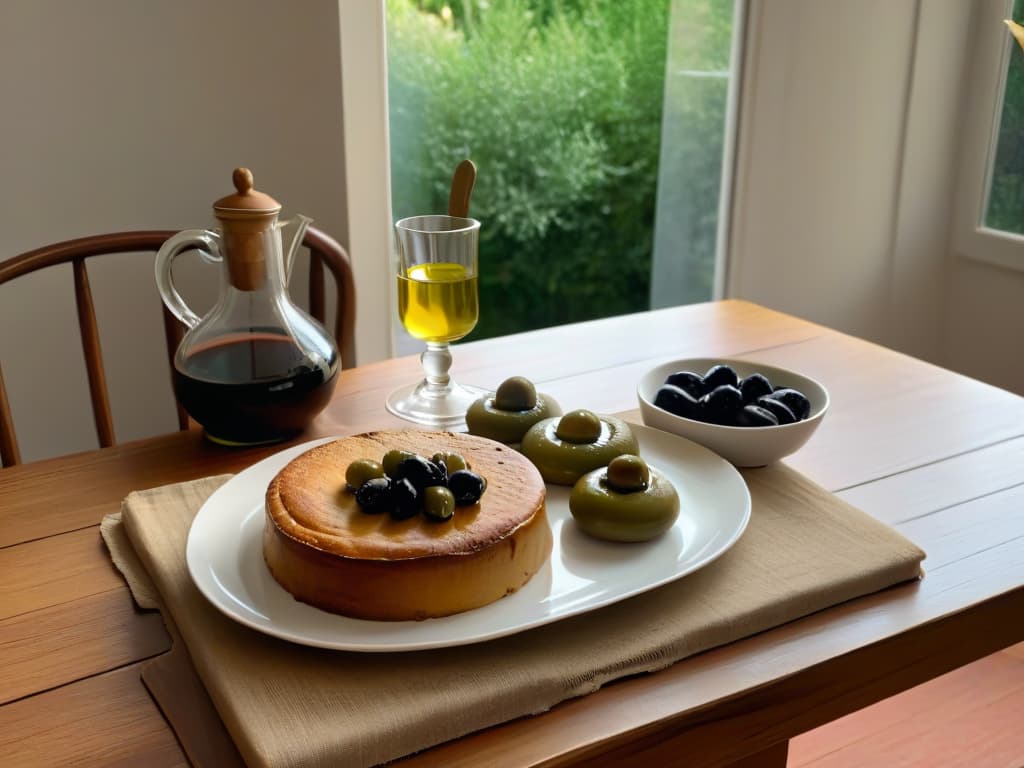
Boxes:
[337,0,395,362]
[953,0,1024,272]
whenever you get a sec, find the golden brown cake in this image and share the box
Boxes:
[264,429,551,620]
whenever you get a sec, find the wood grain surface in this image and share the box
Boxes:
[789,650,1024,766]
[2,299,1022,767]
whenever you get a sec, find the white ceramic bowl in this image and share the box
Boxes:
[637,357,829,467]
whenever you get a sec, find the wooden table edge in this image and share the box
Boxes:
[397,585,1024,767]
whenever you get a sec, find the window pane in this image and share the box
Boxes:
[386,0,734,345]
[651,0,735,308]
[985,0,1024,234]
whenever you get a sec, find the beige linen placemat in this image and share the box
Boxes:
[105,463,924,768]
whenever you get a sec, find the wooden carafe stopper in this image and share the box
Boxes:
[213,168,282,291]
[224,228,268,292]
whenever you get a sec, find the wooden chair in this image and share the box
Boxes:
[0,227,356,467]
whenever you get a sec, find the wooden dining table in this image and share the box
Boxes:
[2,299,1023,767]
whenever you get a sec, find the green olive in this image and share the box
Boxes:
[423,485,456,521]
[345,458,386,491]
[493,376,538,411]
[606,455,650,493]
[432,451,469,474]
[382,449,417,477]
[569,464,680,542]
[520,414,640,486]
[466,389,562,444]
[555,409,602,444]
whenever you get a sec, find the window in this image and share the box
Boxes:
[385,0,739,351]
[955,0,1024,271]
[986,0,1024,234]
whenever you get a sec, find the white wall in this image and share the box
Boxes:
[729,0,1023,398]
[729,0,923,348]
[0,0,355,462]
[944,257,1024,393]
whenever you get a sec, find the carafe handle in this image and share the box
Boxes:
[154,229,223,329]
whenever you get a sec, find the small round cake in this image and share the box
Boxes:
[520,410,640,486]
[264,430,551,620]
[466,376,561,443]
[569,455,680,542]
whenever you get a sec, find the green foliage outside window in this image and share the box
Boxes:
[387,0,670,340]
[987,0,1024,234]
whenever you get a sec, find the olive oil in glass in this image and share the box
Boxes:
[397,262,479,342]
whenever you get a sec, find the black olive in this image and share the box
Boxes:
[756,396,797,425]
[390,477,420,520]
[664,370,705,399]
[447,469,487,505]
[768,388,811,420]
[739,373,773,404]
[393,455,445,492]
[735,404,780,427]
[699,384,743,425]
[703,364,739,391]
[654,384,702,420]
[354,477,393,514]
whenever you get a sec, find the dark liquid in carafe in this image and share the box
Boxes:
[172,333,339,445]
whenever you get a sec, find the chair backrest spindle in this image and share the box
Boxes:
[72,256,117,447]
[305,227,357,370]
[160,306,190,430]
[0,361,21,466]
[309,250,327,329]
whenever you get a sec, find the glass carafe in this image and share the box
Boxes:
[155,168,339,446]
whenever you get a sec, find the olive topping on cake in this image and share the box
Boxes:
[344,448,486,522]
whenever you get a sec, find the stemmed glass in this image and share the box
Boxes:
[385,214,486,429]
